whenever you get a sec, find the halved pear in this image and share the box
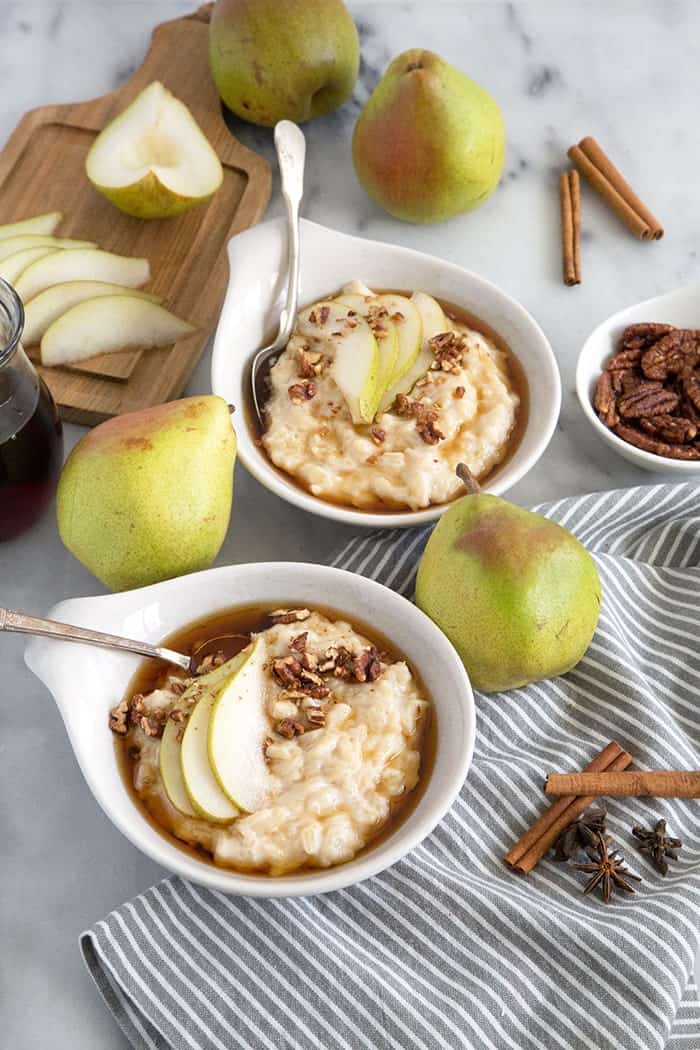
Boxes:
[0,247,60,285]
[86,81,223,219]
[378,292,448,413]
[40,296,196,366]
[336,292,399,402]
[180,650,252,822]
[159,719,196,817]
[0,212,62,240]
[0,235,95,263]
[23,281,161,346]
[14,249,150,302]
[208,638,270,813]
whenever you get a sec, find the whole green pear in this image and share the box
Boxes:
[352,49,505,223]
[57,396,236,591]
[209,0,360,126]
[415,470,601,692]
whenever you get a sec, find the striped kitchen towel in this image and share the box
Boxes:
[82,481,700,1050]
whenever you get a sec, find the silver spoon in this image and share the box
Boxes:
[2,606,215,674]
[250,120,306,428]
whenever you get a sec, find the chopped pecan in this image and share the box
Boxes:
[394,393,412,416]
[272,656,303,685]
[288,380,316,404]
[109,697,130,735]
[170,680,187,695]
[639,415,698,444]
[288,632,308,653]
[370,425,386,445]
[275,718,305,739]
[617,387,679,419]
[429,331,466,372]
[299,650,319,672]
[269,608,311,625]
[278,689,308,702]
[453,386,466,400]
[169,708,187,723]
[352,645,383,683]
[416,415,445,445]
[297,348,323,378]
[137,712,167,738]
[306,707,326,728]
[594,372,619,427]
[614,423,700,460]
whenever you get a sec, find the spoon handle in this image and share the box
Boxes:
[274,120,306,345]
[0,606,191,671]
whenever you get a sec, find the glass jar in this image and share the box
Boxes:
[0,278,63,541]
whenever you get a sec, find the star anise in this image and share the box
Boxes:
[632,818,682,876]
[573,833,641,903]
[554,806,610,862]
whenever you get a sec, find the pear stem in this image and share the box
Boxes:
[456,462,481,495]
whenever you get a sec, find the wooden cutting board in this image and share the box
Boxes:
[0,4,271,425]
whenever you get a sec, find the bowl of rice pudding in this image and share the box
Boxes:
[24,561,474,897]
[211,218,560,527]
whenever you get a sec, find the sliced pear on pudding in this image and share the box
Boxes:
[0,235,95,263]
[159,719,196,817]
[0,246,61,285]
[40,296,196,367]
[208,638,270,813]
[0,212,62,240]
[86,81,223,219]
[336,292,399,403]
[23,281,161,346]
[297,299,354,339]
[377,291,449,413]
[180,650,252,823]
[376,293,422,386]
[14,248,150,303]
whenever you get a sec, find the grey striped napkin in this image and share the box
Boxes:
[82,481,700,1050]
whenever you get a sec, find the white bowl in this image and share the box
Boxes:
[24,562,475,898]
[211,218,561,527]
[576,281,700,473]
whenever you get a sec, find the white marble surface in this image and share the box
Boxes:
[2,2,699,1047]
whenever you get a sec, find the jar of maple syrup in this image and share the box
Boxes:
[0,278,63,541]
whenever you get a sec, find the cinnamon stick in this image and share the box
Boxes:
[568,136,663,240]
[504,740,631,875]
[559,170,581,286]
[545,770,700,798]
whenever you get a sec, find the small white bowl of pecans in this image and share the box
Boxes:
[577,281,700,472]
[211,217,560,527]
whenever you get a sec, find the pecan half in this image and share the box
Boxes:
[594,372,619,427]
[109,698,130,735]
[614,423,700,460]
[607,348,642,371]
[620,323,674,351]
[617,387,679,419]
[682,371,700,412]
[641,330,697,380]
[639,415,698,444]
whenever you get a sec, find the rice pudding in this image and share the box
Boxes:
[111,606,432,876]
[261,281,520,511]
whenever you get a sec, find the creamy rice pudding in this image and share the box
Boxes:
[261,281,521,511]
[111,606,432,876]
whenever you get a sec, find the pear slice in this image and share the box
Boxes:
[0,247,61,285]
[86,81,223,219]
[208,638,270,813]
[159,719,196,817]
[0,212,62,240]
[14,249,150,303]
[336,292,399,403]
[297,301,382,423]
[40,296,196,366]
[378,292,448,413]
[23,281,161,346]
[0,236,95,263]
[180,650,251,822]
[376,293,422,386]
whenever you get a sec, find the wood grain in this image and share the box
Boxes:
[0,5,271,424]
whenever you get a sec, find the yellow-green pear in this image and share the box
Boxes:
[57,396,236,591]
[209,0,360,126]
[415,467,601,692]
[352,50,505,223]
